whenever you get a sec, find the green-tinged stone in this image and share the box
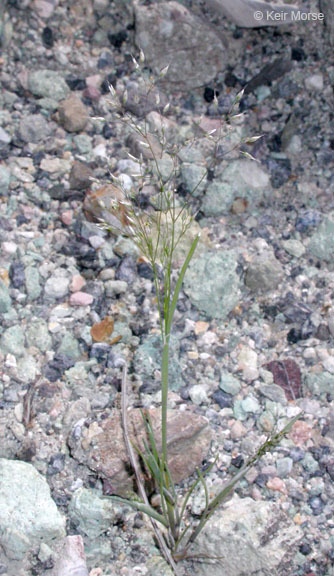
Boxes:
[241,395,261,414]
[0,325,25,357]
[308,216,334,262]
[134,334,184,390]
[304,372,334,396]
[220,371,241,395]
[233,399,247,421]
[257,410,275,432]
[28,70,70,101]
[16,355,39,383]
[302,452,319,474]
[26,319,51,352]
[0,165,10,195]
[25,266,41,300]
[181,163,207,197]
[58,331,81,360]
[0,279,11,313]
[184,249,240,320]
[68,488,124,539]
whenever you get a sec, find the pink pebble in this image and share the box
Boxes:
[61,210,73,226]
[70,274,86,293]
[266,477,287,494]
[83,86,101,102]
[70,292,93,306]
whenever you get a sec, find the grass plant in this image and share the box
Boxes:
[96,52,302,574]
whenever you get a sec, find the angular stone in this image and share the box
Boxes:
[69,161,93,191]
[193,494,302,575]
[26,319,52,352]
[134,334,184,391]
[202,159,270,216]
[68,408,212,497]
[135,2,226,90]
[25,266,41,300]
[50,535,89,576]
[0,279,11,313]
[19,114,51,143]
[0,325,26,357]
[0,459,65,559]
[57,95,89,133]
[304,372,334,396]
[308,216,334,262]
[28,69,70,101]
[245,250,284,293]
[184,250,240,319]
[0,165,10,195]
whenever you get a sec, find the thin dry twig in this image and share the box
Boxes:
[121,365,180,575]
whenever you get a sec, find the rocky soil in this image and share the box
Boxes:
[0,0,333,575]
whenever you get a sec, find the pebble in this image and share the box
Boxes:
[44,274,70,299]
[69,292,94,306]
[220,371,241,395]
[0,325,26,357]
[69,161,94,191]
[58,95,89,133]
[0,165,11,195]
[266,477,287,494]
[238,346,259,381]
[28,69,70,101]
[19,114,51,143]
[241,395,261,414]
[104,280,128,297]
[70,274,86,292]
[276,457,293,478]
[305,74,324,91]
[0,279,11,313]
[25,266,41,300]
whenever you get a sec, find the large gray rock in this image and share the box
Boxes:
[135,2,226,90]
[0,459,66,559]
[206,0,302,28]
[193,494,303,575]
[69,489,122,539]
[19,114,52,143]
[184,250,240,319]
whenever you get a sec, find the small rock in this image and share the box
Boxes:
[25,266,41,300]
[0,126,11,144]
[69,292,94,306]
[238,346,259,381]
[58,331,81,360]
[276,457,293,478]
[184,250,240,320]
[259,384,287,405]
[51,535,89,576]
[104,280,128,297]
[44,273,70,299]
[69,161,93,191]
[308,216,334,262]
[0,165,10,195]
[212,389,233,408]
[19,114,51,143]
[245,249,284,293]
[26,319,52,352]
[230,420,246,439]
[0,279,11,313]
[304,372,334,396]
[266,477,287,494]
[282,239,305,258]
[57,95,89,133]
[9,261,25,288]
[189,384,209,405]
[33,0,58,19]
[241,395,261,414]
[70,274,86,292]
[28,69,70,101]
[61,210,72,226]
[220,371,241,395]
[305,74,324,91]
[0,325,26,357]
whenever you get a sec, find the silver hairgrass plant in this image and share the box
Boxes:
[95,51,302,575]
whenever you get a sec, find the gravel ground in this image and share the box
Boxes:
[0,1,334,575]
